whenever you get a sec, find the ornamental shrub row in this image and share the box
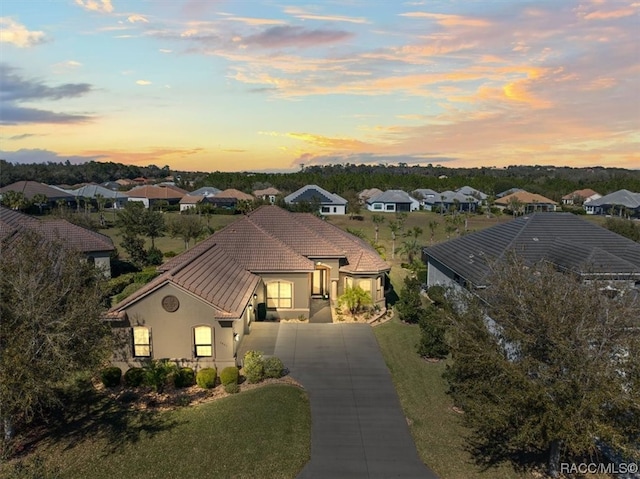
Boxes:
[242,351,286,384]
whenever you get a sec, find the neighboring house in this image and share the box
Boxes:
[456,186,488,204]
[438,190,480,212]
[412,189,441,211]
[101,181,122,191]
[115,178,136,188]
[179,194,204,212]
[359,188,384,203]
[190,186,221,197]
[494,191,557,213]
[496,187,524,198]
[366,190,420,212]
[584,189,640,218]
[125,185,188,208]
[423,212,640,293]
[0,181,75,207]
[561,188,601,206]
[285,185,347,215]
[253,187,281,204]
[70,184,128,209]
[106,205,389,370]
[0,206,115,277]
[207,189,254,209]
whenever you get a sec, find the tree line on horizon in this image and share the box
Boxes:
[1,159,639,202]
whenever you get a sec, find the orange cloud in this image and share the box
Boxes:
[286,133,370,150]
[399,11,491,27]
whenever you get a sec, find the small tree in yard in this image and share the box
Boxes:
[444,257,640,478]
[395,275,422,324]
[338,286,372,315]
[417,305,449,359]
[243,350,265,384]
[0,232,111,443]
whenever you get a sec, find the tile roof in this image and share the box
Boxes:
[494,191,557,206]
[0,206,114,253]
[125,185,188,200]
[111,242,260,319]
[562,188,600,200]
[588,189,640,209]
[70,184,128,199]
[0,181,75,201]
[359,188,383,201]
[456,186,488,200]
[496,187,524,198]
[439,190,479,204]
[284,185,347,205]
[179,194,204,205]
[424,212,640,287]
[291,212,390,274]
[247,206,344,258]
[214,189,254,200]
[367,190,418,204]
[253,187,281,196]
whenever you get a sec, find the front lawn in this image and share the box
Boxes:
[374,319,534,479]
[2,384,310,479]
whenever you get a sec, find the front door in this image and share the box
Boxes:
[312,268,326,296]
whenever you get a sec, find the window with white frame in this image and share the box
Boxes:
[373,203,382,210]
[132,326,151,357]
[321,206,330,213]
[194,325,213,357]
[266,281,293,308]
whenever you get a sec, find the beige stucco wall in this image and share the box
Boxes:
[259,272,310,319]
[339,273,386,308]
[110,283,242,371]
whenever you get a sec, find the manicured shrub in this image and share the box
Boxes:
[263,356,285,379]
[100,366,122,388]
[196,367,217,389]
[134,267,159,284]
[164,250,177,258]
[243,350,265,384]
[124,367,145,387]
[220,366,239,386]
[144,359,176,392]
[224,382,240,394]
[115,282,145,303]
[146,247,163,266]
[174,367,196,388]
[104,274,134,297]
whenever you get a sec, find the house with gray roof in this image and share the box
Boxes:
[456,186,488,202]
[413,189,440,211]
[366,190,419,212]
[107,205,389,370]
[0,206,115,277]
[285,185,347,215]
[423,213,640,293]
[584,189,640,218]
[190,186,221,197]
[0,181,75,208]
[69,184,128,209]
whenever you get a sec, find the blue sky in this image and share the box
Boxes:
[1,0,638,172]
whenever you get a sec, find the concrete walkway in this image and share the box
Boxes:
[309,298,333,323]
[240,322,437,478]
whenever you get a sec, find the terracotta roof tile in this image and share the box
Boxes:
[214,189,254,200]
[495,191,557,206]
[0,181,75,201]
[125,185,188,200]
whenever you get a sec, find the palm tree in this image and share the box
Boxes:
[399,237,421,263]
[428,220,439,244]
[388,221,400,259]
[32,193,48,215]
[372,214,385,243]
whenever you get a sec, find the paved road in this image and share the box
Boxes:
[270,323,438,479]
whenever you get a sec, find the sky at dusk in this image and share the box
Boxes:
[1,0,639,172]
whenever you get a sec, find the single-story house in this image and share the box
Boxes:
[0,206,115,277]
[179,195,204,212]
[125,185,188,208]
[412,189,440,211]
[438,191,480,212]
[253,187,281,204]
[423,212,640,293]
[69,184,128,209]
[206,189,254,209]
[285,185,347,215]
[107,205,389,370]
[366,190,420,212]
[494,191,557,214]
[584,189,640,218]
[561,188,601,206]
[456,186,488,203]
[0,181,75,208]
[116,178,136,187]
[101,181,122,191]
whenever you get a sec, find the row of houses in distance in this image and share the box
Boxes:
[1,180,639,218]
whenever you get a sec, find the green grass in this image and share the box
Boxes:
[3,384,310,479]
[374,319,533,479]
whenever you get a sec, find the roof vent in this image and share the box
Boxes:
[532,237,539,242]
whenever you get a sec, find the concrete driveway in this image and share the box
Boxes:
[242,322,438,478]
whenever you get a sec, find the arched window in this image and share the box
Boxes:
[194,326,213,357]
[266,281,293,308]
[132,327,151,357]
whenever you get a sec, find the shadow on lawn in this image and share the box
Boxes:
[22,380,183,458]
